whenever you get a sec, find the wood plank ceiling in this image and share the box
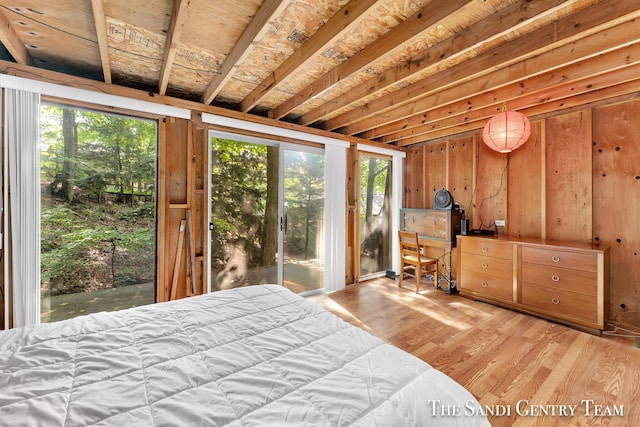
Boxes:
[0,0,638,147]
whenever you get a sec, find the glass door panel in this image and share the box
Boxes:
[210,138,279,290]
[40,105,157,322]
[283,150,325,293]
[359,154,392,277]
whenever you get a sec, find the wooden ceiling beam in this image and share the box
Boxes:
[356,15,640,140]
[329,1,640,136]
[201,0,290,105]
[158,0,191,95]
[240,0,379,114]
[397,74,640,146]
[297,0,572,126]
[0,9,31,65]
[90,0,111,84]
[384,43,640,143]
[392,54,640,145]
[266,0,474,118]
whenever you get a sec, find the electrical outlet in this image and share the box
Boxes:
[495,219,505,227]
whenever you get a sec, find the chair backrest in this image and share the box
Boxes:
[398,231,421,260]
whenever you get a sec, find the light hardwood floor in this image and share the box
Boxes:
[308,277,640,427]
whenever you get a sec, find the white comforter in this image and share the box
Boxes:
[0,285,490,426]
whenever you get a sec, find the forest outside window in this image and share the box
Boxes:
[39,103,157,322]
[359,153,393,279]
[209,136,325,294]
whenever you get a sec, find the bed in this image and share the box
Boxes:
[0,284,490,426]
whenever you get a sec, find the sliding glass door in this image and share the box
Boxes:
[209,134,324,294]
[283,149,324,293]
[359,154,393,278]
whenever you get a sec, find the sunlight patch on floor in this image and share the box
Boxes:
[314,297,372,332]
[374,281,478,331]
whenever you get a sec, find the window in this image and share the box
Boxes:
[359,154,393,278]
[209,135,325,294]
[39,104,157,322]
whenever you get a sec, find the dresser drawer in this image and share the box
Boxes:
[521,283,597,323]
[462,238,513,259]
[460,270,513,301]
[461,253,513,278]
[521,246,597,272]
[521,263,597,296]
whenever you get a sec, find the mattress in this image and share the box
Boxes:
[0,284,490,426]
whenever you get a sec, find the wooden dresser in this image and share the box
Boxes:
[457,235,610,334]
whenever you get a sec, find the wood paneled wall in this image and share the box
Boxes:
[404,97,640,330]
[593,100,640,329]
[157,115,208,303]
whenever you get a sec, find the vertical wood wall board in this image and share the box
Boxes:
[191,120,207,294]
[447,136,474,216]
[167,117,189,205]
[423,142,447,209]
[545,111,593,243]
[404,146,423,207]
[158,117,190,302]
[593,99,640,327]
[346,144,358,284]
[156,118,168,302]
[507,120,543,238]
[473,139,505,231]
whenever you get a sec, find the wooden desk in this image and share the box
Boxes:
[400,208,462,292]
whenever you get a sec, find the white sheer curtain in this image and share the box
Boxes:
[5,89,41,327]
[323,143,347,292]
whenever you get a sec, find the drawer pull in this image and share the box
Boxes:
[481,281,488,288]
[481,247,488,253]
[551,256,560,263]
[551,297,560,305]
[551,275,560,282]
[481,262,488,269]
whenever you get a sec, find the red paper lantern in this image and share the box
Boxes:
[482,109,531,153]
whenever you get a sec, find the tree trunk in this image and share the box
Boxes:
[304,175,312,260]
[379,164,392,267]
[261,146,279,266]
[61,109,78,202]
[116,143,123,203]
[365,157,377,234]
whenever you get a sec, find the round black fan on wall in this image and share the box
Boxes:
[434,188,453,210]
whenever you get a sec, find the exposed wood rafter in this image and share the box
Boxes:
[159,0,191,95]
[299,0,571,127]
[267,0,474,119]
[328,0,640,143]
[90,0,112,84]
[0,9,31,65]
[240,0,379,114]
[201,0,291,105]
[0,0,637,148]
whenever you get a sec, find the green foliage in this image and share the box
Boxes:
[40,105,156,295]
[209,140,326,270]
[359,156,390,219]
[210,139,269,266]
[283,151,324,259]
[41,105,156,200]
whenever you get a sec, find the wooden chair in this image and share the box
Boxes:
[398,231,439,293]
